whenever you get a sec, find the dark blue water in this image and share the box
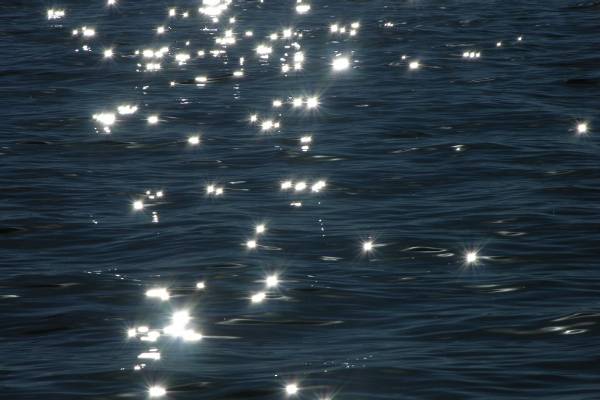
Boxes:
[2,0,600,399]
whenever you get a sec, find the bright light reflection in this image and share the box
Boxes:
[285,383,299,395]
[251,291,266,303]
[138,351,160,360]
[294,181,307,191]
[332,57,350,71]
[82,27,95,37]
[296,3,310,14]
[163,310,202,341]
[145,288,170,301]
[146,63,161,71]
[266,274,279,288]
[465,251,479,265]
[281,180,293,190]
[117,105,137,115]
[261,120,275,131]
[148,385,166,398]
[256,44,272,57]
[47,9,66,20]
[306,96,319,109]
[175,52,190,64]
[576,122,589,135]
[93,112,116,126]
[311,180,326,192]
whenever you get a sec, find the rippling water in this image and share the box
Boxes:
[2,0,600,398]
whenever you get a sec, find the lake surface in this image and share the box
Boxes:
[1,0,600,399]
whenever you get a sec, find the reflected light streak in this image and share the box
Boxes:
[409,61,420,70]
[138,351,160,360]
[251,291,266,303]
[146,288,170,301]
[311,180,326,192]
[294,181,307,191]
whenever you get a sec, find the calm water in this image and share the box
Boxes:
[2,0,600,399]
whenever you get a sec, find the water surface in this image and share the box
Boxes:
[1,1,600,399]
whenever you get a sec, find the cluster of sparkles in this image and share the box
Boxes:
[330,21,360,37]
[117,104,137,115]
[462,51,481,59]
[281,179,327,193]
[206,184,224,196]
[251,271,281,304]
[300,135,313,151]
[48,1,545,398]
